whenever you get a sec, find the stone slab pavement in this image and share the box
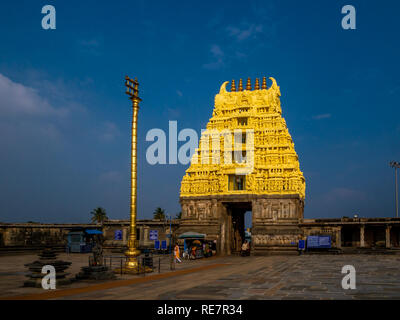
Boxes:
[0,251,197,298]
[2,253,400,300]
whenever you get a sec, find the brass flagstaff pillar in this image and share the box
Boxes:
[124,76,142,271]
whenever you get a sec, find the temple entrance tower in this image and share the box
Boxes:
[177,77,306,255]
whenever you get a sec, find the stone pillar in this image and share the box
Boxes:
[336,226,342,249]
[227,214,232,255]
[143,227,150,246]
[139,226,144,241]
[220,222,225,255]
[102,227,107,240]
[4,229,10,246]
[386,225,392,249]
[122,228,128,245]
[218,203,229,255]
[360,225,365,248]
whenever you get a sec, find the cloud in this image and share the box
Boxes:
[99,121,121,142]
[203,44,225,70]
[0,73,67,117]
[226,24,263,41]
[165,107,181,118]
[210,44,224,58]
[203,20,267,70]
[99,171,123,183]
[203,60,224,70]
[0,72,92,153]
[312,113,331,120]
[206,13,223,29]
[77,37,103,55]
[389,85,400,95]
[235,51,247,59]
[79,39,100,47]
[0,71,132,223]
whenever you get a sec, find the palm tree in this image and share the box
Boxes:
[91,207,108,224]
[153,207,166,220]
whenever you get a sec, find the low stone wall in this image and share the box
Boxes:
[301,225,341,248]
[102,220,180,249]
[0,224,94,247]
[300,218,400,249]
[2,217,399,254]
[0,220,180,252]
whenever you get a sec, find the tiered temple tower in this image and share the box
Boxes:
[178,77,306,255]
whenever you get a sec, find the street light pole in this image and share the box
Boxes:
[169,215,172,254]
[390,161,400,218]
[396,167,398,219]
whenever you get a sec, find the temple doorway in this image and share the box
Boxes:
[224,202,252,254]
[342,225,360,247]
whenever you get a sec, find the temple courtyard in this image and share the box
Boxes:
[1,253,400,300]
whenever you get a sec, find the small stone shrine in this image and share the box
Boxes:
[24,247,72,287]
[75,265,116,280]
[75,242,116,280]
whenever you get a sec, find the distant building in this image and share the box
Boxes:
[0,219,179,251]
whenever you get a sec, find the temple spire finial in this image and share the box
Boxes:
[255,78,260,90]
[246,77,252,90]
[262,76,267,90]
[231,79,236,92]
[238,79,243,91]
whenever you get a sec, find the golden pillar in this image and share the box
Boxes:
[124,76,142,271]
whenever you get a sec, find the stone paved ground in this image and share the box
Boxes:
[0,252,186,298]
[2,253,400,299]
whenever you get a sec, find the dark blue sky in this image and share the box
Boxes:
[0,0,399,223]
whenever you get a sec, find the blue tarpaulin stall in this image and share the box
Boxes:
[67,229,103,253]
[306,236,331,249]
[178,232,207,259]
[85,229,103,235]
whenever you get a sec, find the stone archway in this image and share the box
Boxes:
[178,194,303,255]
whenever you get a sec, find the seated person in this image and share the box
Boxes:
[241,240,250,256]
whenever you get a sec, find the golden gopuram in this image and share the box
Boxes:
[177,77,306,255]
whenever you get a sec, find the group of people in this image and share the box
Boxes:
[202,242,213,258]
[174,242,213,263]
[175,241,250,261]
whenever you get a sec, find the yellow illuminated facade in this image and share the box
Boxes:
[180,77,305,199]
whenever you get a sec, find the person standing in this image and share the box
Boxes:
[174,244,181,263]
[205,242,210,257]
[190,245,197,260]
[245,240,250,256]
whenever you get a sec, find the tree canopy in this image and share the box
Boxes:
[91,207,108,224]
[153,207,166,220]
